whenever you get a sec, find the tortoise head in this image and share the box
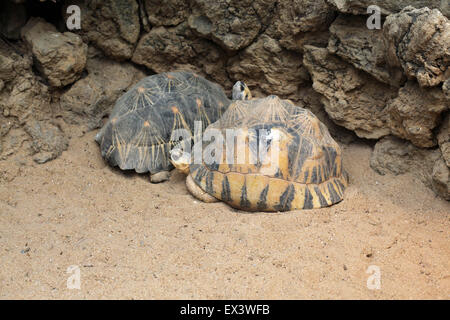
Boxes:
[232,81,252,100]
[170,145,191,175]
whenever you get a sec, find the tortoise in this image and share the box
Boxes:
[95,71,251,182]
[171,95,348,211]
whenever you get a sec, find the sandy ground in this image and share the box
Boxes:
[0,130,449,299]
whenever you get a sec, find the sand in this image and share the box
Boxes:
[0,130,449,299]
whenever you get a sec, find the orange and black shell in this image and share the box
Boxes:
[96,71,230,174]
[189,95,348,211]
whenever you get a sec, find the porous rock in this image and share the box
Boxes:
[383,6,450,87]
[21,17,87,87]
[328,15,404,86]
[188,0,276,51]
[0,39,66,163]
[443,79,450,100]
[24,120,68,164]
[370,136,440,175]
[370,135,449,199]
[66,0,140,61]
[144,0,190,26]
[437,113,450,167]
[132,22,231,88]
[261,0,336,52]
[387,81,448,148]
[303,45,398,139]
[432,157,450,200]
[60,57,147,131]
[297,87,357,144]
[227,34,310,99]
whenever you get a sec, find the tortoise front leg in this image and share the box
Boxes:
[186,175,218,203]
[150,171,170,183]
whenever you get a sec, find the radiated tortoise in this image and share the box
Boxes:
[171,95,348,211]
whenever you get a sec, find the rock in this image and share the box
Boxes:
[5,76,51,124]
[0,43,51,125]
[370,136,439,176]
[1,72,53,162]
[132,22,231,88]
[60,78,103,132]
[443,79,450,100]
[326,0,450,17]
[432,158,450,200]
[0,128,30,161]
[225,1,337,99]
[24,120,68,164]
[188,0,276,51]
[288,30,333,54]
[265,0,336,52]
[0,114,12,138]
[227,34,310,99]
[0,51,19,83]
[144,0,190,26]
[21,17,88,87]
[0,0,28,39]
[437,113,450,167]
[303,45,398,139]
[388,81,447,148]
[0,43,35,126]
[370,136,448,198]
[297,87,357,144]
[0,38,66,163]
[0,114,12,154]
[328,15,404,86]
[0,40,31,83]
[383,6,450,87]
[66,0,140,61]
[60,57,147,131]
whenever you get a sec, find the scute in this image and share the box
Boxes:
[189,95,348,211]
[96,71,231,175]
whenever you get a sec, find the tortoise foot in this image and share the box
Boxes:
[150,171,170,183]
[186,175,218,203]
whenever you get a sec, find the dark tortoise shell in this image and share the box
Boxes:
[96,71,230,174]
